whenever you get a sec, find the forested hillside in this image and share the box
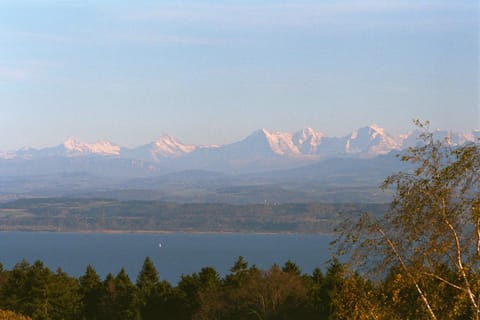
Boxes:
[0,199,386,234]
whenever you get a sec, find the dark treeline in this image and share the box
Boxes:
[0,256,475,320]
[0,256,334,320]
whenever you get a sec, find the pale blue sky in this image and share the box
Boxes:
[0,0,478,149]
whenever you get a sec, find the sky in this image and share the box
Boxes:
[0,0,478,150]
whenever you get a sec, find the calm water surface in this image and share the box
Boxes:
[0,232,333,283]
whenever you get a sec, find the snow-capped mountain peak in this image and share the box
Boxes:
[63,137,81,149]
[293,127,326,154]
[367,124,385,133]
[346,125,401,155]
[152,134,196,156]
[62,138,120,156]
[256,129,300,155]
[118,134,196,162]
[349,124,384,140]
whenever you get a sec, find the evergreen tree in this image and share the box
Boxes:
[306,267,325,315]
[225,256,249,287]
[282,260,302,276]
[0,260,30,315]
[99,273,117,320]
[198,267,221,289]
[177,272,202,319]
[48,268,80,320]
[114,268,139,320]
[0,260,80,320]
[319,258,345,320]
[136,257,162,320]
[136,257,159,295]
[79,265,102,320]
[177,266,222,319]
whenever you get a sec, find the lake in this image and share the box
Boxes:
[0,232,334,283]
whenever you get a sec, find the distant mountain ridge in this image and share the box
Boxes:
[1,125,478,203]
[1,125,478,175]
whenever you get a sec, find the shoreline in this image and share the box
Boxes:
[0,228,335,236]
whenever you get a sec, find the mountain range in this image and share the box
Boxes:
[0,125,480,167]
[1,125,478,203]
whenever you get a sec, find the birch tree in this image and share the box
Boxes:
[337,121,480,319]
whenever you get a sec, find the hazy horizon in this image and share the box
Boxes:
[2,123,480,151]
[1,0,478,150]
